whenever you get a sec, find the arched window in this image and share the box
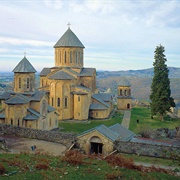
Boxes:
[57,98,60,107]
[11,118,13,125]
[49,118,52,126]
[76,51,78,64]
[59,51,61,63]
[70,51,72,63]
[52,97,54,106]
[18,119,20,126]
[64,97,68,108]
[27,78,30,88]
[64,51,67,63]
[120,89,122,96]
[78,51,80,63]
[125,90,127,96]
[19,78,21,89]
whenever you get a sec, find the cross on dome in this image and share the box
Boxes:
[67,22,71,29]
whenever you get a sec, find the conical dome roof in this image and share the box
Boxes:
[12,57,37,73]
[118,78,131,87]
[54,28,85,48]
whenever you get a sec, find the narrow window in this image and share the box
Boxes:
[57,98,60,107]
[27,78,30,88]
[120,89,122,96]
[64,97,68,108]
[59,51,61,63]
[64,51,66,63]
[78,51,80,63]
[18,119,20,126]
[129,89,131,96]
[52,97,54,106]
[76,51,78,64]
[11,118,13,125]
[70,51,72,63]
[125,90,127,96]
[19,78,21,89]
[78,96,80,101]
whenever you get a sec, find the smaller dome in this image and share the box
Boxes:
[118,78,131,87]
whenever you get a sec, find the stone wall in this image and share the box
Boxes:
[0,124,76,147]
[115,141,180,159]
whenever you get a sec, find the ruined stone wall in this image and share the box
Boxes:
[115,141,180,159]
[0,124,76,147]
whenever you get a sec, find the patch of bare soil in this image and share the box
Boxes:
[0,135,67,156]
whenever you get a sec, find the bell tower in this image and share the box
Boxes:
[117,78,132,110]
[54,26,85,68]
[12,56,37,93]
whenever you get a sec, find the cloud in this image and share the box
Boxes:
[0,37,53,47]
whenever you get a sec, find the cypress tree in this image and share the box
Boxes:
[150,45,175,120]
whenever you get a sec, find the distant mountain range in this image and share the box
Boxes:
[96,67,180,102]
[97,67,180,78]
[0,67,180,102]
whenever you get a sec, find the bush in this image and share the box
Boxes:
[0,164,6,175]
[63,150,84,165]
[35,163,49,170]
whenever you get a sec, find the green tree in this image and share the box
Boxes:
[150,45,175,120]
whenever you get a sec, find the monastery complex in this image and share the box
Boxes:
[0,27,132,130]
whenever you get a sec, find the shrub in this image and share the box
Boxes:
[0,164,6,175]
[63,150,84,165]
[35,163,49,170]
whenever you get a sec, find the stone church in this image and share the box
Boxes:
[0,57,58,130]
[0,27,114,129]
[39,27,114,120]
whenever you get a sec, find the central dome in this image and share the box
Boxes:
[54,28,85,48]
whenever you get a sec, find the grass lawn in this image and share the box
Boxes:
[129,107,180,134]
[59,111,123,134]
[120,153,180,167]
[0,153,179,180]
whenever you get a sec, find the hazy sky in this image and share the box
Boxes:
[0,0,180,72]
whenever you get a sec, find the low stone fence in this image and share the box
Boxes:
[115,141,180,160]
[0,124,76,147]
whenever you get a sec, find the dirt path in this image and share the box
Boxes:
[0,135,67,156]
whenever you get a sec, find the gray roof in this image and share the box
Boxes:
[118,78,131,86]
[12,57,37,73]
[117,96,132,99]
[47,105,56,112]
[23,108,41,121]
[79,68,95,77]
[73,91,88,95]
[75,85,91,92]
[109,123,136,141]
[5,94,30,105]
[31,91,46,101]
[93,93,113,102]
[89,103,108,110]
[78,123,135,142]
[54,28,85,48]
[0,91,14,100]
[92,94,110,108]
[0,113,5,119]
[39,68,51,76]
[78,124,120,142]
[49,70,74,80]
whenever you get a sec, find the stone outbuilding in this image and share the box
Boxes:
[117,78,132,110]
[77,123,136,156]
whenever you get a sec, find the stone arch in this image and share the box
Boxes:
[127,103,130,109]
[89,136,103,154]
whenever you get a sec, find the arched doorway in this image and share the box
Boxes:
[127,103,130,109]
[90,136,103,154]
